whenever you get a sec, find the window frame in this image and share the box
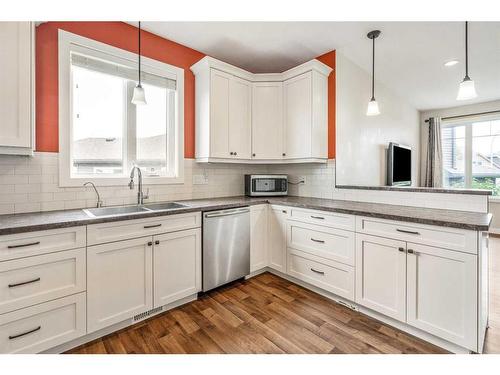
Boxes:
[58,30,184,187]
[442,114,500,195]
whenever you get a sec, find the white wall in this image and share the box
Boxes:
[335,51,420,187]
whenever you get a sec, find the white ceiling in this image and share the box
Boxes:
[133,22,500,111]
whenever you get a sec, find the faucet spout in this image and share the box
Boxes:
[129,166,148,205]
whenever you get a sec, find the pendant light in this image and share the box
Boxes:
[366,30,381,116]
[131,21,147,105]
[456,21,477,101]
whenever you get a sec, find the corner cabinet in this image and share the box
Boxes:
[0,22,34,155]
[191,56,332,164]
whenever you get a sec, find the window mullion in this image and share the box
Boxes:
[126,81,137,173]
[465,124,473,188]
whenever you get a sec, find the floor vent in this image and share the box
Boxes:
[133,307,163,322]
[337,300,357,311]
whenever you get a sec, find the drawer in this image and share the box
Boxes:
[287,221,355,266]
[287,248,354,300]
[289,207,355,231]
[0,226,86,262]
[87,212,201,245]
[356,216,477,254]
[0,292,86,354]
[0,248,86,315]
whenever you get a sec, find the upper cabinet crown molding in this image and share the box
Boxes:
[0,22,35,156]
[191,56,332,164]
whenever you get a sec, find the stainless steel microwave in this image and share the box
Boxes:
[244,175,288,196]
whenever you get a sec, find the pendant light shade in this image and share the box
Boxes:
[366,30,381,116]
[132,21,147,105]
[456,21,477,101]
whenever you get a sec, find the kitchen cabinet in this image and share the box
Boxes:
[267,205,287,272]
[406,242,477,351]
[0,22,34,155]
[250,205,268,272]
[153,228,201,307]
[87,237,153,333]
[191,56,331,163]
[252,82,284,159]
[355,234,407,322]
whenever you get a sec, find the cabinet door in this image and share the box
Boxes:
[268,205,287,272]
[153,228,201,307]
[250,205,268,272]
[210,69,231,158]
[252,82,283,159]
[407,243,477,351]
[283,72,312,159]
[229,76,252,159]
[355,234,406,322]
[87,238,153,333]
[0,22,33,151]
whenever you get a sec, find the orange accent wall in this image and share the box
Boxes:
[36,22,336,159]
[35,22,205,157]
[315,50,336,159]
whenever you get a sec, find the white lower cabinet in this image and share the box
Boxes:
[87,238,153,333]
[250,205,268,272]
[355,234,407,322]
[153,228,201,307]
[267,205,287,272]
[406,242,477,351]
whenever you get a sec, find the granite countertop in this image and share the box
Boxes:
[336,185,492,195]
[0,196,492,236]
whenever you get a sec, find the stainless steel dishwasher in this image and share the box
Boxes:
[202,207,250,292]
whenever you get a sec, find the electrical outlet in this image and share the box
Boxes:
[192,174,208,185]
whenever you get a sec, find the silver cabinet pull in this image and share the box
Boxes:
[396,228,420,235]
[144,224,162,229]
[7,241,40,249]
[310,215,325,220]
[9,326,41,340]
[398,247,405,252]
[8,277,41,288]
[311,238,325,244]
[310,268,325,275]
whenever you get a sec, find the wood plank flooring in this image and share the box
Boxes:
[67,237,500,354]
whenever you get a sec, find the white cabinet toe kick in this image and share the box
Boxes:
[0,205,488,354]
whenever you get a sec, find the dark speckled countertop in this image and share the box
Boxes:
[0,196,492,236]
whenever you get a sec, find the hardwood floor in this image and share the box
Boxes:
[67,237,500,354]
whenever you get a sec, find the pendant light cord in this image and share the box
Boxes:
[138,21,142,86]
[465,21,469,79]
[372,36,375,100]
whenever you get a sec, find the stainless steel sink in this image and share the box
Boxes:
[83,206,151,218]
[143,202,188,211]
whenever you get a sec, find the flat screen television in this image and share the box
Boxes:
[386,142,412,186]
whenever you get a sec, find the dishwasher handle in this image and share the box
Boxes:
[205,208,250,218]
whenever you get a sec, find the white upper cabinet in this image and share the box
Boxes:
[191,57,331,163]
[0,22,34,155]
[252,82,284,159]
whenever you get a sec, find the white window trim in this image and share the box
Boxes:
[58,29,184,187]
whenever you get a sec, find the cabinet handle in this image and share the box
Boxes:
[147,241,153,246]
[310,268,325,275]
[7,241,40,249]
[407,249,416,254]
[396,228,420,235]
[311,238,325,244]
[252,153,256,157]
[9,326,41,340]
[8,277,41,288]
[282,210,287,214]
[398,247,405,253]
[310,216,325,220]
[144,224,162,229]
[229,152,234,155]
[155,240,160,245]
[234,152,237,156]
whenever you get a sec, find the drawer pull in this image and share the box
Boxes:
[7,241,41,249]
[407,249,417,255]
[310,216,325,220]
[9,326,41,340]
[147,241,153,246]
[144,224,162,229]
[155,240,160,245]
[310,268,325,275]
[8,277,41,288]
[398,247,405,252]
[311,238,325,244]
[396,228,420,235]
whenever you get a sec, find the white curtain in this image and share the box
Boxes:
[421,117,443,187]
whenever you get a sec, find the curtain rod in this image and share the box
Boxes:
[425,109,500,123]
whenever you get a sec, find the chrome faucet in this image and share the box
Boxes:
[83,182,103,208]
[129,166,149,205]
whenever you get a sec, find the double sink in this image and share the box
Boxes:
[83,202,188,218]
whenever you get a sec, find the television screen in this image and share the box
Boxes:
[392,145,411,183]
